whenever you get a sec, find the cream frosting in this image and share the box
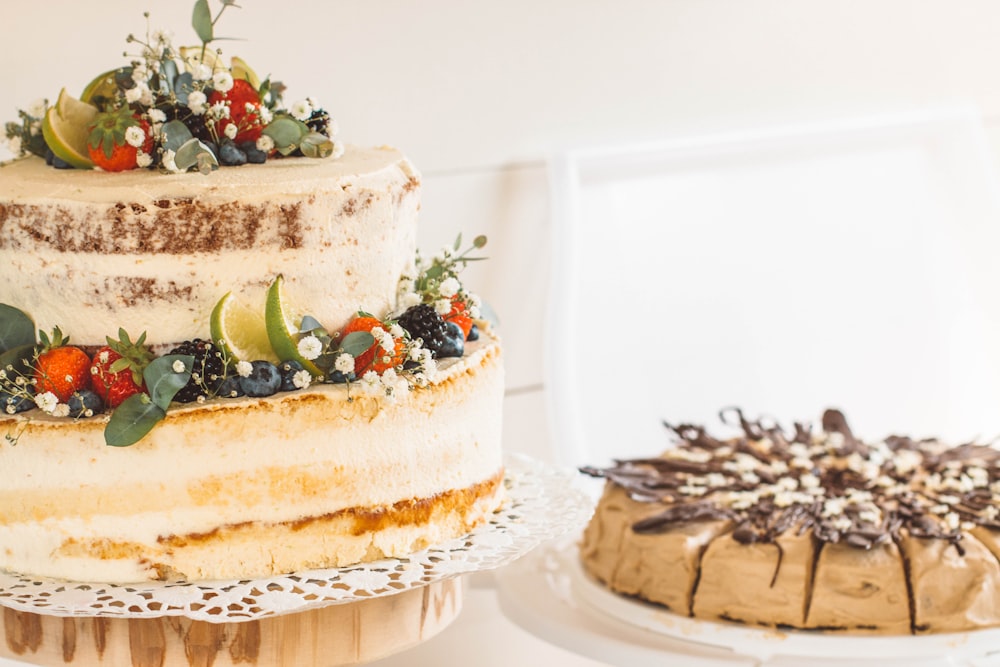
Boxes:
[0,337,504,583]
[0,146,419,347]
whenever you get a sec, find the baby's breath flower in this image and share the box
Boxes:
[208,101,230,120]
[359,370,381,395]
[188,90,208,115]
[389,324,404,339]
[148,108,167,124]
[192,63,213,81]
[334,353,355,374]
[256,134,275,152]
[434,299,452,315]
[331,140,345,159]
[289,99,312,121]
[125,126,146,148]
[236,360,253,378]
[213,71,234,93]
[53,403,70,418]
[292,369,312,389]
[438,277,460,299]
[297,335,322,361]
[172,359,187,373]
[34,392,58,414]
[258,106,273,125]
[224,123,238,140]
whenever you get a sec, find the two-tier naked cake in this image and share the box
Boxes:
[0,7,503,584]
[582,409,1000,635]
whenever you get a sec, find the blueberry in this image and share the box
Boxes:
[238,361,281,397]
[238,141,267,164]
[467,323,480,342]
[45,148,54,165]
[216,375,244,399]
[52,155,73,169]
[67,390,104,418]
[327,370,355,384]
[218,141,247,166]
[279,360,308,392]
[436,321,465,359]
[0,390,34,415]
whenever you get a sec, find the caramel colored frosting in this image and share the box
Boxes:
[580,409,1000,634]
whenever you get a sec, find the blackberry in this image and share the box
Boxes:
[306,108,331,136]
[397,304,451,358]
[168,339,226,403]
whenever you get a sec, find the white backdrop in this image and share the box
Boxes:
[5,6,1000,664]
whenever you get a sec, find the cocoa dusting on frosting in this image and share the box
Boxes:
[0,199,307,254]
[582,409,1000,554]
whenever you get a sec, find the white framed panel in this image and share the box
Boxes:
[546,108,1000,467]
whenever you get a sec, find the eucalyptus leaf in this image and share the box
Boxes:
[453,234,462,251]
[104,394,166,448]
[300,133,333,159]
[0,344,36,380]
[341,331,375,358]
[299,315,323,333]
[161,58,179,92]
[0,304,35,353]
[161,120,193,153]
[262,116,306,151]
[192,0,214,44]
[173,72,194,105]
[145,354,194,411]
[175,138,218,173]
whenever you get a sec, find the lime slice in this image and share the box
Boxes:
[265,275,323,376]
[41,89,97,169]
[210,291,278,364]
[79,69,120,106]
[230,56,261,89]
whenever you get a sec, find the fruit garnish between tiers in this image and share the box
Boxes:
[3,0,340,173]
[0,235,490,448]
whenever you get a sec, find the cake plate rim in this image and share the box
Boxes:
[0,453,592,623]
[494,538,1000,667]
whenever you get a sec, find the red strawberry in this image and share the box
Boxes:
[90,329,153,408]
[444,298,474,339]
[87,107,154,172]
[208,79,264,143]
[339,315,405,375]
[34,327,91,402]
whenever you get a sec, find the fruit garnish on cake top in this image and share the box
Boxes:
[3,0,339,173]
[0,236,490,448]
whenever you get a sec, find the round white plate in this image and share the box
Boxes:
[494,540,1000,667]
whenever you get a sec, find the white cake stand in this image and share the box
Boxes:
[0,455,593,667]
[494,540,1000,667]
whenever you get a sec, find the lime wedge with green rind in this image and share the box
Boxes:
[79,69,120,106]
[265,275,323,377]
[210,291,278,364]
[41,89,97,169]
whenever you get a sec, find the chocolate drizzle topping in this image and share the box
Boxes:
[582,408,1000,552]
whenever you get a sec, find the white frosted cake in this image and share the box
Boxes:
[0,8,504,583]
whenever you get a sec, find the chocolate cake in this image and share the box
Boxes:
[580,409,1000,634]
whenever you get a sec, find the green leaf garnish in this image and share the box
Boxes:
[160,120,193,153]
[174,138,218,173]
[105,394,166,448]
[0,304,35,353]
[145,354,194,411]
[192,0,214,44]
[341,331,375,358]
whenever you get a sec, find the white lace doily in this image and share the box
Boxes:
[0,454,592,622]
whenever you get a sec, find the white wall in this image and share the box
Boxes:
[4,0,1000,461]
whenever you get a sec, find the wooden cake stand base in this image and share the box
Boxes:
[0,577,462,667]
